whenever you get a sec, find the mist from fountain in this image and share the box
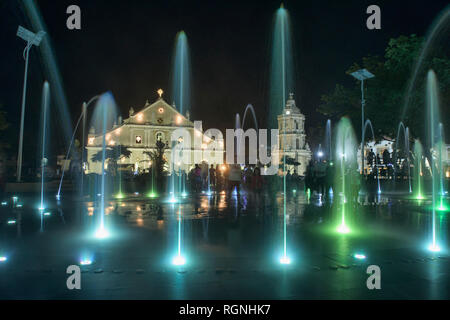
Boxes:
[334,118,358,234]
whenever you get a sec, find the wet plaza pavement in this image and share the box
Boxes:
[0,189,449,299]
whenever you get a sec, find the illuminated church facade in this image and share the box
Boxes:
[85,90,224,175]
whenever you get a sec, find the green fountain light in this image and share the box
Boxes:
[337,223,350,234]
[115,192,125,199]
[148,191,158,198]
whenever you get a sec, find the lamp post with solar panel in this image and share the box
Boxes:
[15,26,46,182]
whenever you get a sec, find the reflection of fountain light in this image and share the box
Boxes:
[354,253,366,260]
[172,255,186,266]
[95,227,109,239]
[279,256,291,265]
[80,259,92,266]
[337,223,350,234]
[168,196,178,203]
[0,257,7,262]
[428,243,441,252]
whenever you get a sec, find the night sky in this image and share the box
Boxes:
[0,0,448,157]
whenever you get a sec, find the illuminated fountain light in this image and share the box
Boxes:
[148,191,158,198]
[80,258,93,266]
[115,192,125,199]
[337,223,350,234]
[43,211,51,216]
[172,255,186,266]
[95,227,109,239]
[134,192,139,196]
[279,255,291,265]
[16,204,23,208]
[55,194,61,201]
[7,220,16,225]
[354,253,366,260]
[428,243,441,252]
[0,256,7,262]
[1,201,7,206]
[181,192,188,198]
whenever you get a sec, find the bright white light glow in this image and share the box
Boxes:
[354,253,366,260]
[0,257,7,262]
[172,255,186,266]
[280,256,291,265]
[428,244,441,252]
[95,227,109,239]
[80,259,93,266]
[7,220,16,225]
[337,224,350,234]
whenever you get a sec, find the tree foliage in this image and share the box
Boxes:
[318,35,450,141]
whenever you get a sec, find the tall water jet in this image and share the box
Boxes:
[426,70,443,251]
[171,31,191,116]
[90,93,118,239]
[325,119,332,161]
[38,82,50,232]
[269,4,295,264]
[334,118,358,234]
[172,204,186,266]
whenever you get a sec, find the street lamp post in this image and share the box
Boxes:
[16,26,46,182]
[350,69,374,175]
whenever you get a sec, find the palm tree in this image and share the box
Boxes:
[144,140,168,191]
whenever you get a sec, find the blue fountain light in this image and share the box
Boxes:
[80,258,93,266]
[95,227,109,239]
[1,201,7,206]
[428,243,441,252]
[7,220,16,225]
[0,256,7,263]
[172,255,186,266]
[280,255,291,265]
